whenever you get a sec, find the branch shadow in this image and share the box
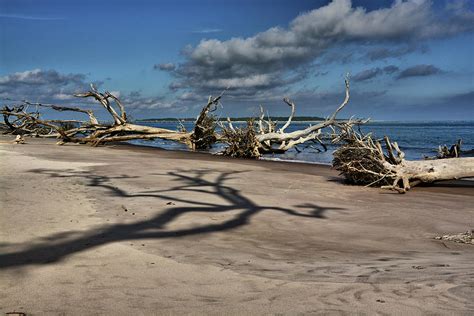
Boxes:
[417,179,474,189]
[0,168,344,269]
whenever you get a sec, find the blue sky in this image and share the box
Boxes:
[1,0,473,120]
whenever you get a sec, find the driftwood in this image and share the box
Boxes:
[0,85,226,149]
[1,78,358,157]
[332,124,474,193]
[1,105,52,136]
[436,139,462,159]
[13,135,25,144]
[189,91,224,150]
[219,78,361,158]
[435,231,474,245]
[219,120,261,158]
[257,79,350,152]
[1,77,472,192]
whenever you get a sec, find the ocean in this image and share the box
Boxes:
[129,121,474,165]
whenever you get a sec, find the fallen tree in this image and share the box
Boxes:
[332,124,474,193]
[219,78,360,158]
[0,85,225,148]
[256,80,350,153]
[1,79,358,156]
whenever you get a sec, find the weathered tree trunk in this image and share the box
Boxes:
[385,158,474,185]
[333,124,474,193]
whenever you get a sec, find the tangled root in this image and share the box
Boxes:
[333,140,392,186]
[221,120,260,159]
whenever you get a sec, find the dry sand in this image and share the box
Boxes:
[1,137,473,315]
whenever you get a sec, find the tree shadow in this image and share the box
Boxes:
[417,179,474,188]
[0,168,344,269]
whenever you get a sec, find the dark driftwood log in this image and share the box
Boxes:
[190,92,224,150]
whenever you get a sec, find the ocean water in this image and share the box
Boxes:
[129,121,474,165]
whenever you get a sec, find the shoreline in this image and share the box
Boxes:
[102,140,474,186]
[1,136,473,314]
[116,140,334,167]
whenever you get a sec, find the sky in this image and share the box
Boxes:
[0,0,473,121]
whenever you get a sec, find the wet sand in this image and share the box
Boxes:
[1,137,473,315]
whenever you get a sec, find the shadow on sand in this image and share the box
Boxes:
[0,168,344,269]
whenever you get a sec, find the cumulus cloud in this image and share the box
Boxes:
[0,69,196,117]
[164,0,474,98]
[397,64,442,79]
[0,69,85,86]
[178,91,202,101]
[0,69,100,102]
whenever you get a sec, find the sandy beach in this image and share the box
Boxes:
[0,136,473,315]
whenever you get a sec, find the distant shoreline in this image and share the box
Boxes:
[135,118,474,124]
[135,116,326,123]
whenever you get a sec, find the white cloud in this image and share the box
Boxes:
[53,93,75,100]
[166,0,474,97]
[0,69,99,102]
